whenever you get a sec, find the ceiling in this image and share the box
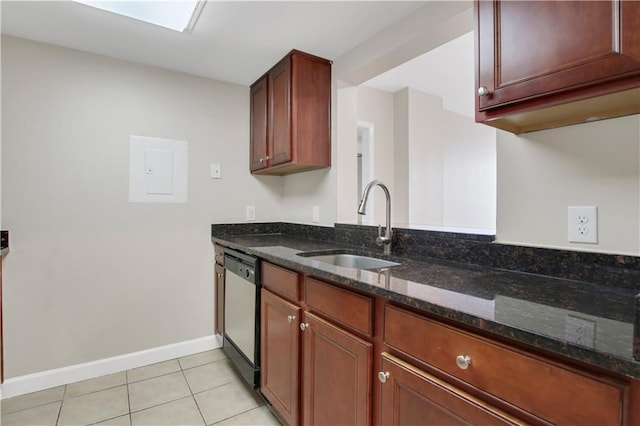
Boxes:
[1,1,426,86]
[364,31,475,118]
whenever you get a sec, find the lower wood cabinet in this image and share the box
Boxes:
[379,353,521,426]
[301,311,372,426]
[258,260,638,426]
[260,262,373,426]
[261,289,301,426]
[383,304,629,425]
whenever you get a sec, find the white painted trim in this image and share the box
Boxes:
[1,335,221,399]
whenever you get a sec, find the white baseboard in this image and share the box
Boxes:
[2,334,222,399]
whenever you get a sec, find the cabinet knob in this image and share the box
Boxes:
[217,273,223,279]
[455,355,472,370]
[259,158,264,163]
[378,371,390,383]
[265,155,271,161]
[287,315,295,324]
[478,86,490,97]
[300,322,309,331]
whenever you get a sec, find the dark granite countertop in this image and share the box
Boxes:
[212,231,640,379]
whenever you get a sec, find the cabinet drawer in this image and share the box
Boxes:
[262,262,300,302]
[305,278,373,337]
[214,244,225,266]
[379,353,522,426]
[384,305,628,425]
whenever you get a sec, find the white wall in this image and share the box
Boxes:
[496,115,640,255]
[393,89,410,225]
[281,168,335,226]
[336,83,359,224]
[1,35,283,378]
[405,88,496,231]
[354,85,395,226]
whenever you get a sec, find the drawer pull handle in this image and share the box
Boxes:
[378,371,390,383]
[456,355,472,370]
[300,323,309,331]
[287,315,295,324]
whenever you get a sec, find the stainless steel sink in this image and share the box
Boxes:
[299,252,400,270]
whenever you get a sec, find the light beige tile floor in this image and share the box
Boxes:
[1,349,281,426]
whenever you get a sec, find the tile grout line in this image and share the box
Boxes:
[179,358,208,426]
[125,369,132,426]
[54,384,67,426]
[211,406,267,425]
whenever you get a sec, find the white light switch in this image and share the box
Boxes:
[210,163,221,179]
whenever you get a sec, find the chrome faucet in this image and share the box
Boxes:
[358,180,393,254]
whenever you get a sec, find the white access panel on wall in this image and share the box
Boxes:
[129,135,188,203]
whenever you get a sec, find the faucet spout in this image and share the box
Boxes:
[357,180,393,254]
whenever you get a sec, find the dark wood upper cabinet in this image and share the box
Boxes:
[475,0,640,134]
[250,77,269,172]
[268,56,292,167]
[250,50,331,175]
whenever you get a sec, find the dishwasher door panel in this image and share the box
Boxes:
[224,270,257,364]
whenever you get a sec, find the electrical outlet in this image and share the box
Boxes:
[246,206,255,221]
[568,206,597,244]
[312,206,320,223]
[565,315,596,348]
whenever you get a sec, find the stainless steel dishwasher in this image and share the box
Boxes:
[222,248,261,388]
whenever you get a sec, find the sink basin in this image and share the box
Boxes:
[299,252,400,270]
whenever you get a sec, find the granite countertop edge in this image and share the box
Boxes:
[212,235,640,380]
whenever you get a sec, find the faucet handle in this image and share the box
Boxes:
[378,224,383,238]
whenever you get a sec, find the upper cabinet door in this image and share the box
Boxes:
[268,56,293,167]
[475,0,640,133]
[478,0,640,110]
[250,50,331,175]
[250,77,269,171]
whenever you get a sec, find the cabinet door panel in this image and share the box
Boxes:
[379,353,522,426]
[302,312,372,426]
[261,289,300,426]
[477,0,640,110]
[269,56,292,166]
[250,78,269,171]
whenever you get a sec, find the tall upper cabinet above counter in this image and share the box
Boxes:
[475,0,640,134]
[250,50,332,175]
